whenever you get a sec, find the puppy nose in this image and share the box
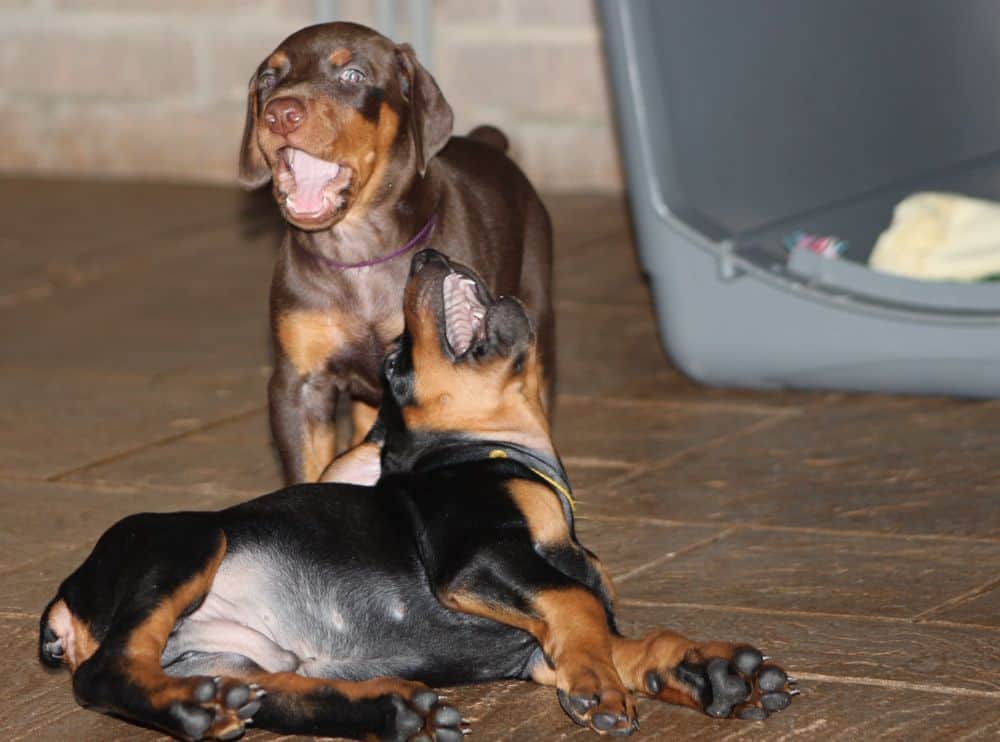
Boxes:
[263,97,306,136]
[410,249,447,276]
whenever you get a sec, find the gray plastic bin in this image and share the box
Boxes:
[598,0,1000,397]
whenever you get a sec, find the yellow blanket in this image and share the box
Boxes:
[870,192,1000,281]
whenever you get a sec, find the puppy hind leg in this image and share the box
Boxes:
[242,672,465,741]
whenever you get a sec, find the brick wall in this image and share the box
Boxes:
[0,0,621,191]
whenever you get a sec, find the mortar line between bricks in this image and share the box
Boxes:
[45,404,267,482]
[593,412,799,493]
[780,671,1000,699]
[0,541,98,577]
[0,475,261,504]
[561,455,633,470]
[557,392,806,417]
[582,513,1000,545]
[912,574,1000,622]
[616,599,1000,633]
[10,703,84,742]
[612,528,739,584]
[0,212,274,309]
[0,471,246,497]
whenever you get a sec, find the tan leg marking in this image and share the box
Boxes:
[507,480,570,546]
[532,589,632,716]
[47,599,99,671]
[243,672,427,702]
[445,587,634,732]
[350,400,378,446]
[276,310,346,377]
[123,534,229,707]
[303,417,336,483]
[611,631,708,709]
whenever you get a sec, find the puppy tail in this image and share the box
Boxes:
[468,125,509,153]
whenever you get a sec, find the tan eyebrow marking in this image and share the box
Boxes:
[329,47,352,66]
[267,50,289,68]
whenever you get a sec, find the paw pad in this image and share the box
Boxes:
[669,646,796,722]
[704,658,750,718]
[393,689,466,742]
[169,676,265,741]
[557,688,637,736]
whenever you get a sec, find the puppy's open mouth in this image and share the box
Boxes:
[442,272,489,358]
[275,148,352,224]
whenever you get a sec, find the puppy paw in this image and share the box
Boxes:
[389,688,467,742]
[555,666,639,736]
[167,675,264,740]
[646,644,797,721]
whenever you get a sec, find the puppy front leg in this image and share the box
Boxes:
[611,631,797,721]
[439,554,638,736]
[269,356,337,484]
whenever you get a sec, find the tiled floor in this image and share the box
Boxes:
[2,178,998,740]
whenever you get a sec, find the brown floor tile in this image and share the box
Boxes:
[545,192,631,251]
[589,398,1000,537]
[0,368,266,479]
[552,395,786,465]
[611,527,1000,619]
[554,303,682,399]
[616,604,1000,695]
[554,235,651,306]
[1,221,274,376]
[0,177,275,305]
[0,478,224,570]
[925,585,1000,628]
[575,518,725,578]
[67,410,282,497]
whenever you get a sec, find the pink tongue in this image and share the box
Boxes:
[288,149,340,214]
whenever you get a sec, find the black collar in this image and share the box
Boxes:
[411,440,576,517]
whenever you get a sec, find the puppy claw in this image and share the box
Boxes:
[762,692,792,712]
[434,705,462,727]
[736,704,768,721]
[412,690,439,713]
[643,670,662,694]
[217,724,245,741]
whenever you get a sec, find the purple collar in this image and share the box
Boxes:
[308,212,438,270]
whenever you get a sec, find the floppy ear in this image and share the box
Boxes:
[238,73,271,189]
[396,44,454,175]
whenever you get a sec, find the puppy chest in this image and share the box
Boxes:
[277,308,402,378]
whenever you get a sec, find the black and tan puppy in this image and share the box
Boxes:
[240,22,555,484]
[39,251,795,741]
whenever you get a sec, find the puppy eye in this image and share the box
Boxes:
[259,73,277,90]
[512,353,526,374]
[384,349,400,375]
[339,67,365,85]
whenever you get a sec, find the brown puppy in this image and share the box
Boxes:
[239,22,555,484]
